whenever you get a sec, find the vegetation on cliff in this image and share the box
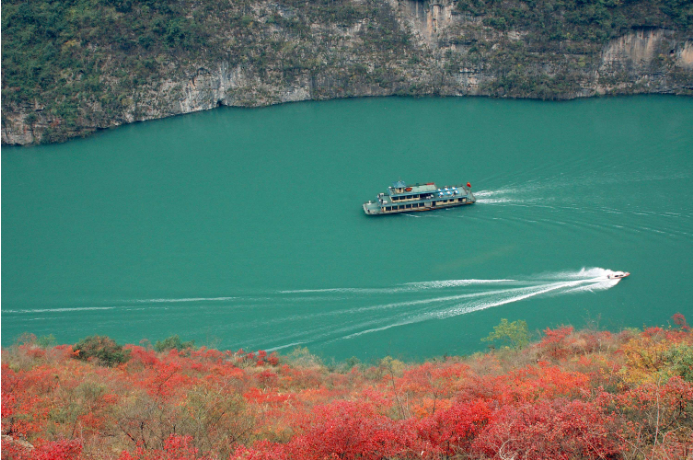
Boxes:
[450,0,693,97]
[1,0,412,143]
[3,314,693,459]
[2,0,692,144]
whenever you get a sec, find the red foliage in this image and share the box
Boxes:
[236,401,432,460]
[3,439,83,460]
[3,325,692,460]
[539,326,575,358]
[33,440,83,460]
[267,356,279,366]
[415,400,494,455]
[118,435,210,460]
[140,361,193,400]
[643,326,665,338]
[256,370,278,388]
[472,399,619,460]
[125,346,160,367]
[673,313,691,331]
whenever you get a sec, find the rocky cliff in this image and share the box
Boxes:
[2,0,692,145]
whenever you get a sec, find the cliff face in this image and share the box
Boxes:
[2,0,692,146]
[598,29,693,93]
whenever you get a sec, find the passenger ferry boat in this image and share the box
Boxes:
[363,180,476,215]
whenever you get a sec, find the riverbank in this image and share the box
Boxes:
[2,0,692,145]
[3,316,692,459]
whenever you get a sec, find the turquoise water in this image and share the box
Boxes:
[3,96,692,361]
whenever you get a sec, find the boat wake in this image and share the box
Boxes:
[5,268,623,353]
[261,267,623,348]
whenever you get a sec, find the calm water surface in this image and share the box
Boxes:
[3,96,692,360]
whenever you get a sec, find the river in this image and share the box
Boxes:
[3,96,692,360]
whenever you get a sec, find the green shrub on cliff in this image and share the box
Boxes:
[458,0,693,42]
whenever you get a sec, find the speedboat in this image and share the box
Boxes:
[607,271,630,279]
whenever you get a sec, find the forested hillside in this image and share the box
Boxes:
[3,315,692,459]
[2,0,692,145]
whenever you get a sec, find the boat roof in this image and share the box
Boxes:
[388,182,438,195]
[386,182,468,198]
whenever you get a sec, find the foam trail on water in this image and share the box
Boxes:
[473,189,517,198]
[234,290,507,331]
[281,278,518,295]
[265,342,305,352]
[4,306,116,314]
[315,289,510,317]
[339,282,571,339]
[279,287,409,294]
[524,267,612,281]
[136,296,236,303]
[562,279,619,294]
[436,279,600,319]
[405,279,517,289]
[473,187,530,205]
[338,269,621,340]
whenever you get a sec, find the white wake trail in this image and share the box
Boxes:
[338,269,621,340]
[4,306,116,314]
[281,278,518,295]
[136,296,237,303]
[405,279,517,289]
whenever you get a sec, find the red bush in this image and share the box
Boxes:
[415,400,494,455]
[118,435,209,460]
[472,399,619,460]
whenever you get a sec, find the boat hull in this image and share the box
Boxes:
[363,200,474,216]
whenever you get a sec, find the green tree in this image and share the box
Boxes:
[482,318,530,349]
[73,335,130,367]
[666,344,693,382]
[36,334,57,348]
[154,334,195,352]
